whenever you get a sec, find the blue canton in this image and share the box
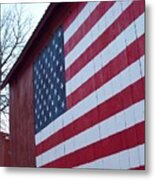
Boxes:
[34,27,66,133]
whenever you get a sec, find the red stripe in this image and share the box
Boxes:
[36,77,144,156]
[65,1,144,82]
[42,121,144,168]
[64,1,115,55]
[63,2,87,31]
[130,165,145,170]
[67,35,144,109]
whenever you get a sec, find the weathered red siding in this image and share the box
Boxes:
[0,1,145,169]
[0,132,11,166]
[8,3,76,167]
[10,63,35,167]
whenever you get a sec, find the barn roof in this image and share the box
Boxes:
[0,3,58,90]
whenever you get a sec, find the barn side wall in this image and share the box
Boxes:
[0,132,10,166]
[10,64,35,167]
[8,1,145,168]
[8,3,76,167]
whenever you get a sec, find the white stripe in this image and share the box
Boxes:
[140,56,145,77]
[35,57,144,145]
[65,0,132,70]
[36,100,144,167]
[66,13,144,96]
[64,2,100,44]
[76,144,144,169]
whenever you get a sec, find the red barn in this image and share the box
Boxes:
[0,1,145,169]
[0,132,10,166]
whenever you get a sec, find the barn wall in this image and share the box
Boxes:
[8,3,77,167]
[0,132,10,166]
[35,1,145,169]
[8,1,145,169]
[10,63,35,167]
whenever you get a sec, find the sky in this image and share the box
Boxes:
[21,3,50,33]
[1,2,50,40]
[0,2,50,133]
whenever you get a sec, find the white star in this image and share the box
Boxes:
[41,94,43,100]
[46,89,49,95]
[45,58,48,64]
[53,72,56,78]
[34,68,36,74]
[43,100,46,106]
[41,79,43,85]
[38,74,40,80]
[51,67,53,73]
[58,95,60,101]
[34,66,37,73]
[49,94,52,100]
[56,60,59,66]
[49,112,52,118]
[52,39,55,45]
[46,106,49,112]
[56,77,60,83]
[55,43,58,49]
[50,51,53,57]
[60,65,63,72]
[43,53,45,59]
[51,100,54,106]
[36,70,39,76]
[48,78,51,84]
[41,110,44,115]
[60,83,64,89]
[59,48,62,54]
[40,121,42,126]
[36,84,39,90]
[58,31,61,37]
[37,99,40,105]
[53,55,56,61]
[35,94,37,100]
[43,69,45,75]
[54,89,57,95]
[61,101,65,108]
[48,63,50,68]
[51,84,53,89]
[34,79,37,85]
[55,107,58,113]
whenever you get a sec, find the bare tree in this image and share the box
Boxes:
[0,4,33,133]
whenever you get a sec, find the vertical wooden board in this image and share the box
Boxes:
[93,9,108,165]
[54,117,65,166]
[0,133,10,166]
[84,33,99,167]
[65,79,76,165]
[64,64,76,166]
[10,63,35,167]
[119,1,143,168]
[99,3,123,169]
[114,2,132,168]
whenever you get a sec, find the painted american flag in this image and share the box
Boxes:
[34,0,145,169]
